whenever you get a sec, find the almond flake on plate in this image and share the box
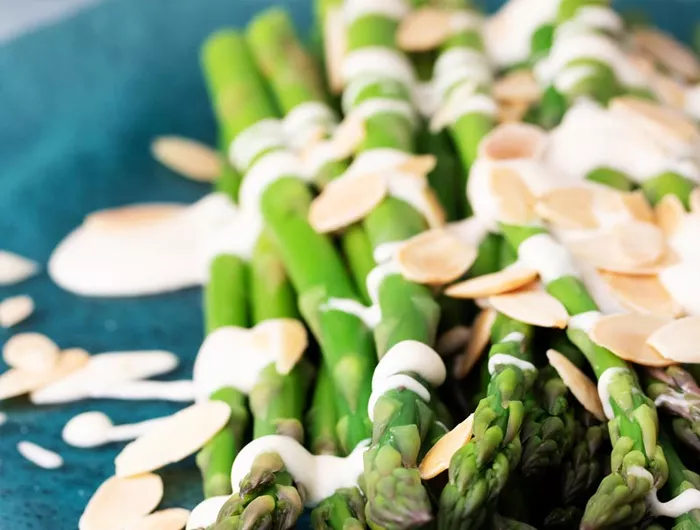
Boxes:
[493,70,541,105]
[646,316,700,363]
[324,7,346,94]
[419,413,474,479]
[535,187,598,230]
[151,136,221,182]
[546,349,605,421]
[397,7,454,51]
[0,295,34,328]
[17,441,63,469]
[454,308,496,379]
[86,204,185,231]
[611,220,667,268]
[489,290,569,329]
[655,194,686,236]
[396,154,438,177]
[599,272,683,319]
[129,508,191,530]
[3,332,59,373]
[445,265,538,299]
[0,250,39,286]
[328,114,365,160]
[489,167,537,225]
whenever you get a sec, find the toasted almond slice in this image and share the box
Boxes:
[253,318,308,375]
[590,313,674,367]
[397,154,438,177]
[569,235,678,275]
[547,349,605,421]
[493,70,541,104]
[610,96,699,144]
[0,295,34,328]
[690,188,700,214]
[646,316,700,363]
[446,265,539,299]
[436,326,471,357]
[599,272,683,319]
[655,194,686,236]
[632,28,700,81]
[309,173,388,233]
[489,290,569,329]
[479,122,547,161]
[151,136,221,182]
[79,474,163,530]
[324,7,346,94]
[3,332,59,373]
[454,308,496,379]
[419,413,474,479]
[115,402,230,477]
[397,7,453,51]
[421,188,448,229]
[497,101,530,124]
[490,167,537,224]
[652,74,688,110]
[129,508,191,530]
[0,251,39,286]
[330,114,365,160]
[535,187,598,230]
[86,204,184,231]
[396,229,477,285]
[612,220,666,267]
[621,190,655,223]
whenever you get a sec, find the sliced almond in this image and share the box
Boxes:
[454,308,496,379]
[0,348,89,400]
[497,101,530,124]
[309,172,388,233]
[436,326,471,357]
[610,96,699,144]
[446,265,539,299]
[646,316,700,363]
[129,508,191,530]
[493,70,541,104]
[86,204,184,231]
[568,235,677,275]
[547,349,605,421]
[330,114,366,160]
[151,136,221,182]
[589,313,674,367]
[3,332,59,373]
[535,187,598,230]
[690,188,700,214]
[479,122,547,162]
[324,7,346,94]
[253,318,308,375]
[79,474,163,530]
[489,290,569,329]
[632,28,700,82]
[652,74,687,110]
[421,188,448,229]
[490,167,537,224]
[115,401,230,477]
[611,220,666,268]
[396,229,477,285]
[599,272,683,319]
[621,190,655,224]
[397,7,453,52]
[397,154,438,177]
[655,194,686,236]
[419,413,474,479]
[0,295,34,328]
[0,250,39,286]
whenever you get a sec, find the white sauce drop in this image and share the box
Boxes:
[229,119,286,172]
[343,0,410,25]
[323,298,381,328]
[349,98,417,125]
[487,353,537,376]
[518,233,580,283]
[445,217,490,248]
[186,495,230,530]
[282,102,336,151]
[368,374,431,421]
[17,441,63,469]
[342,47,416,89]
[501,331,525,343]
[62,411,167,448]
[568,310,603,334]
[597,367,630,420]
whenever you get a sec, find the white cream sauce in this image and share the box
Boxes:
[597,366,629,420]
[186,495,230,530]
[518,233,580,283]
[488,353,537,376]
[17,441,63,469]
[568,310,603,334]
[342,48,416,89]
[343,0,409,24]
[62,411,167,448]
[368,374,431,421]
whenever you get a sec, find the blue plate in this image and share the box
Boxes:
[0,0,697,528]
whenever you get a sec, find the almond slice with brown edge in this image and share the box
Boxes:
[535,187,598,230]
[396,229,477,285]
[396,154,438,177]
[547,349,605,421]
[655,194,686,236]
[115,401,230,477]
[325,7,346,94]
[130,508,191,530]
[454,308,497,379]
[489,290,569,329]
[490,167,537,225]
[621,190,654,224]
[599,272,683,319]
[151,136,221,182]
[0,295,34,328]
[421,188,448,229]
[329,114,366,160]
[569,235,678,276]
[632,28,700,81]
[646,316,700,363]
[445,265,539,299]
[253,318,308,375]
[419,413,475,479]
[309,173,388,233]
[611,220,667,268]
[86,204,185,232]
[610,96,700,144]
[3,332,59,373]
[397,7,453,52]
[652,73,687,110]
[690,188,700,214]
[479,122,547,162]
[79,474,163,530]
[0,250,39,286]
[590,313,674,367]
[493,70,541,105]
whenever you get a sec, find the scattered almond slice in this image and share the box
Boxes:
[397,7,453,51]
[646,316,700,363]
[690,188,700,214]
[599,272,683,319]
[655,194,686,236]
[436,326,471,357]
[0,250,39,286]
[610,96,700,144]
[535,187,598,230]
[590,313,674,367]
[324,7,346,94]
[546,349,605,421]
[568,235,677,275]
[493,70,541,104]
[479,122,547,161]
[454,308,496,379]
[421,187,448,229]
[419,413,474,479]
[621,190,655,223]
[79,474,163,530]
[329,114,366,160]
[396,229,477,285]
[396,154,438,177]
[3,332,60,373]
[115,401,230,477]
[445,265,539,299]
[632,28,700,82]
[151,136,221,182]
[86,204,185,231]
[490,167,537,224]
[129,508,191,530]
[497,101,530,124]
[652,73,687,110]
[611,220,666,267]
[308,172,388,233]
[0,295,34,328]
[252,318,308,375]
[489,290,569,329]
[17,440,63,469]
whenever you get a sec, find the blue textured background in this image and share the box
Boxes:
[0,0,697,528]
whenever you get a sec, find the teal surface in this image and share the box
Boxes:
[0,0,697,528]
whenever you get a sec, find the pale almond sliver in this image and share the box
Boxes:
[611,220,666,267]
[547,349,605,421]
[493,70,541,104]
[655,194,686,236]
[454,308,496,379]
[325,7,346,94]
[3,332,59,373]
[396,7,453,52]
[479,122,547,162]
[0,295,34,328]
[445,265,538,299]
[0,251,39,286]
[115,402,230,477]
[308,173,388,233]
[396,229,477,285]
[568,235,677,276]
[330,114,366,160]
[397,154,438,177]
[632,28,700,81]
[421,188,448,229]
[489,290,569,329]
[610,96,699,144]
[129,508,191,530]
[79,474,163,530]
[690,188,700,214]
[599,272,683,319]
[490,167,537,225]
[419,413,474,479]
[621,190,655,224]
[253,318,308,375]
[535,187,598,230]
[590,313,674,367]
[151,136,221,182]
[646,316,700,363]
[86,204,184,232]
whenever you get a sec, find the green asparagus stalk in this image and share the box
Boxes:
[312,488,368,530]
[660,432,700,530]
[307,363,340,456]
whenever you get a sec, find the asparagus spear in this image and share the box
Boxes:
[312,488,368,530]
[307,363,341,456]
[660,432,700,530]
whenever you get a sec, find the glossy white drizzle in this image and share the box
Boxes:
[229,119,287,172]
[17,441,63,469]
[568,311,602,334]
[627,466,700,518]
[342,48,416,88]
[501,331,525,343]
[238,151,310,213]
[350,98,417,124]
[186,495,230,530]
[488,354,537,376]
[282,102,336,150]
[230,435,369,506]
[323,298,382,328]
[433,47,492,102]
[553,64,598,93]
[62,411,167,448]
[368,374,431,421]
[518,233,580,283]
[557,6,623,37]
[343,0,409,24]
[597,367,629,420]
